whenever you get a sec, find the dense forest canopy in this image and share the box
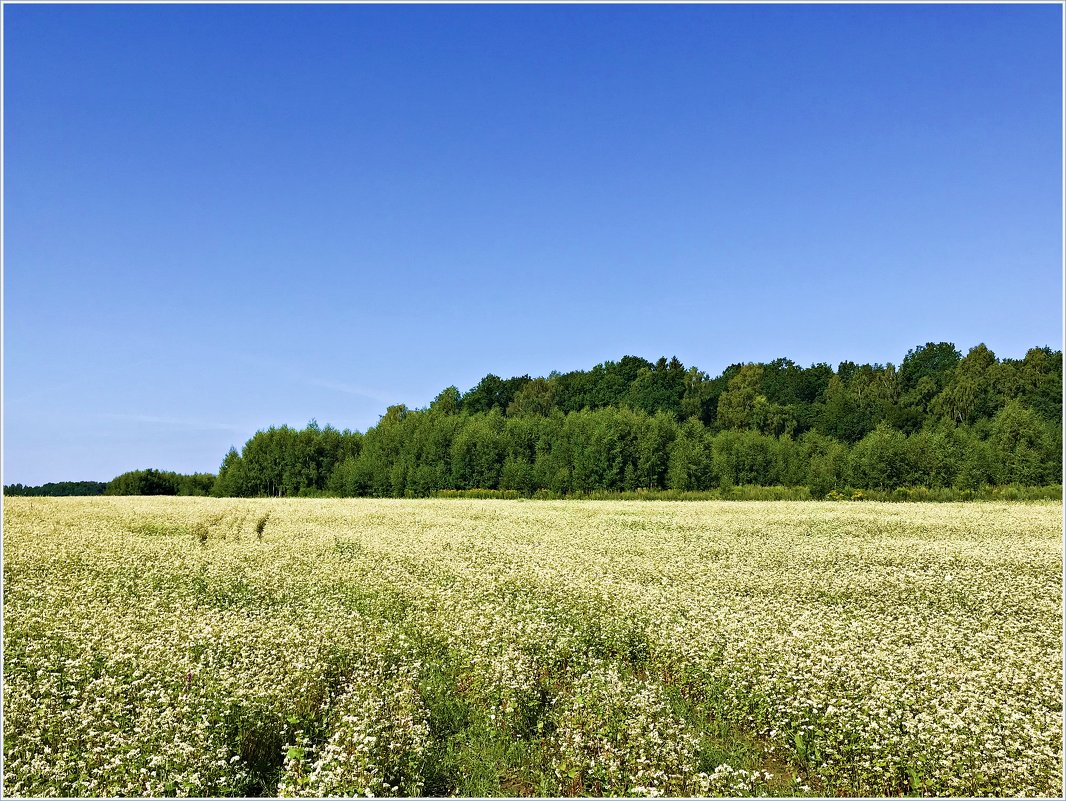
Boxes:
[5,343,1061,498]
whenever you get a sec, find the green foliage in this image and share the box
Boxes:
[434,488,525,500]
[105,469,215,496]
[506,377,557,417]
[716,364,764,430]
[849,423,910,490]
[461,374,531,415]
[213,422,360,498]
[989,400,1060,485]
[900,342,962,395]
[3,481,107,497]
[430,386,462,415]
[190,343,1063,499]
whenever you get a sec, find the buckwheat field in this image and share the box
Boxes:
[3,498,1062,797]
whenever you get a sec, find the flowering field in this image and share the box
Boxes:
[3,498,1062,798]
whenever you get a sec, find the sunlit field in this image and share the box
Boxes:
[3,498,1062,797]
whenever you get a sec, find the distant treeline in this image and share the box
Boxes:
[211,342,1062,498]
[6,343,1060,500]
[3,481,108,497]
[4,470,214,498]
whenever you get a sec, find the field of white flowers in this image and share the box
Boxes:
[3,498,1062,797]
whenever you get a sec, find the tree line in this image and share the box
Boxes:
[211,342,1061,498]
[5,342,1059,499]
[4,470,214,497]
[3,480,108,497]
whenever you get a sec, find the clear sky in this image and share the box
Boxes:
[3,3,1062,485]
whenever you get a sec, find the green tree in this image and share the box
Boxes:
[105,469,180,496]
[900,342,961,394]
[679,367,715,422]
[666,418,715,490]
[989,400,1059,485]
[849,423,911,490]
[800,431,848,498]
[429,386,461,415]
[715,364,764,430]
[932,344,997,425]
[507,377,558,417]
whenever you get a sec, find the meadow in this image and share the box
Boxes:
[3,497,1062,797]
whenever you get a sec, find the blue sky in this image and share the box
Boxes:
[4,3,1062,485]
